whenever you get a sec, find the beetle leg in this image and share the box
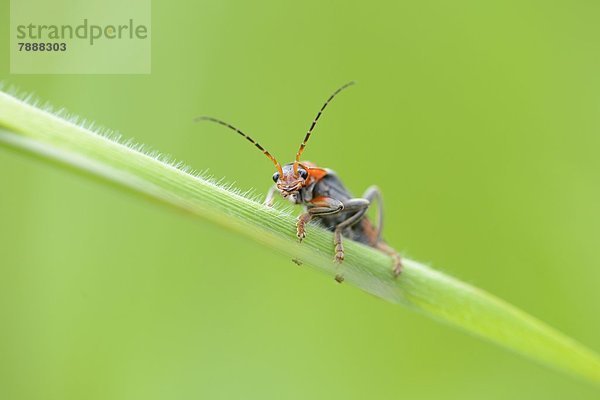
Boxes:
[377,242,403,276]
[264,185,277,207]
[296,213,311,241]
[333,199,370,263]
[362,186,383,242]
[296,197,343,241]
[362,186,402,275]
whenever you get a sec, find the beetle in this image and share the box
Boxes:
[197,82,402,281]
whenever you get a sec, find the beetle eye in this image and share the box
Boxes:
[298,169,308,179]
[272,172,280,182]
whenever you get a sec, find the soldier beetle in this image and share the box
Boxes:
[197,82,402,281]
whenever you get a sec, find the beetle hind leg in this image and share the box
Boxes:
[377,242,403,276]
[363,186,403,276]
[332,198,370,264]
[362,186,384,242]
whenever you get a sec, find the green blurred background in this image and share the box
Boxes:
[1,1,600,399]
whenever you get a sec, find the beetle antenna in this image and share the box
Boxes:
[196,116,283,175]
[294,81,356,173]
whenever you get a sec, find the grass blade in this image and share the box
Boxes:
[0,89,598,386]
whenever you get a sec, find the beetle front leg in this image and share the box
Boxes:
[296,197,344,242]
[264,185,277,207]
[296,213,311,241]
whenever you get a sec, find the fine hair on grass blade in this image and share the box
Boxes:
[0,89,599,386]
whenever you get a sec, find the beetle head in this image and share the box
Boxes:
[272,163,309,201]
